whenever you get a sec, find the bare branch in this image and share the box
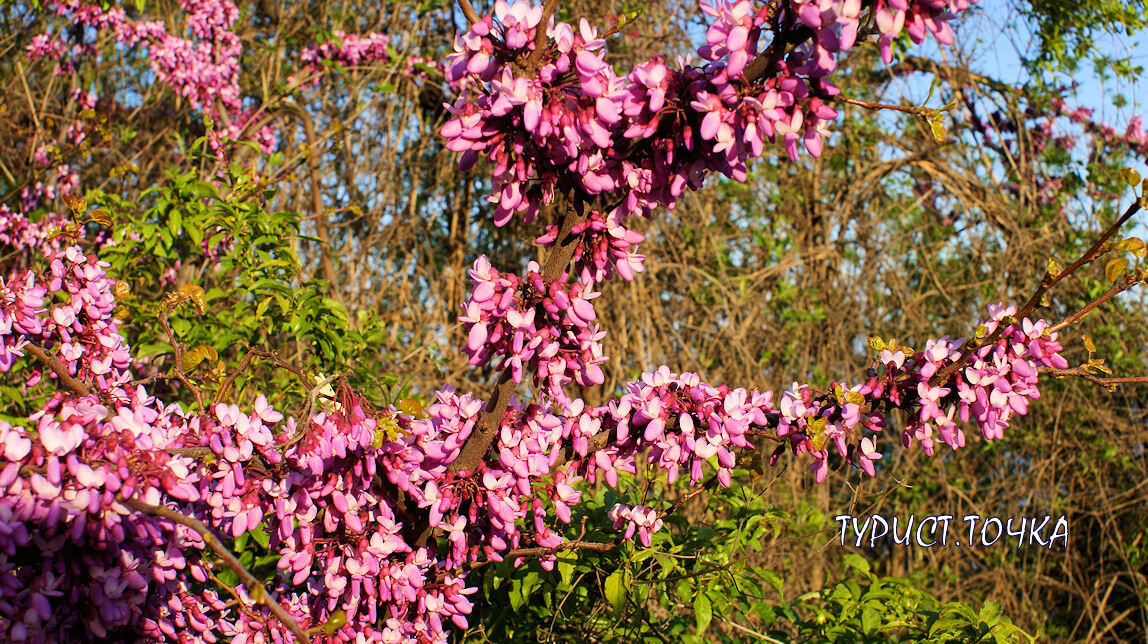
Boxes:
[457,0,481,26]
[1038,367,1148,388]
[931,200,1143,387]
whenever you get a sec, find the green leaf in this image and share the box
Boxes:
[557,559,575,589]
[1105,257,1129,283]
[979,601,1002,624]
[1120,167,1141,187]
[249,524,270,549]
[862,607,880,634]
[694,592,713,635]
[604,570,626,613]
[842,552,871,575]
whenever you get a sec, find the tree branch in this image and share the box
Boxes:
[448,200,586,475]
[121,497,312,644]
[278,100,344,308]
[1048,273,1142,334]
[24,343,91,397]
[1038,367,1148,388]
[467,517,616,569]
[456,0,481,25]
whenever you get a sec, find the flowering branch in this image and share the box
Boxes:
[449,200,587,474]
[931,199,1143,387]
[24,342,91,398]
[120,497,312,644]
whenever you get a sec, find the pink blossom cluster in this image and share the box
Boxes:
[0,387,223,642]
[17,165,80,214]
[0,239,480,641]
[1055,100,1148,161]
[32,1,242,112]
[0,206,74,267]
[379,387,580,572]
[609,504,664,547]
[460,256,608,400]
[871,0,970,63]
[441,0,976,229]
[294,31,392,85]
[535,211,646,284]
[30,1,271,157]
[760,303,1067,482]
[960,91,1144,212]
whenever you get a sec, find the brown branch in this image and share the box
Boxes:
[631,562,734,586]
[214,346,260,405]
[468,517,616,570]
[248,348,314,390]
[1048,273,1142,334]
[448,200,586,475]
[835,94,935,116]
[524,0,561,72]
[159,306,206,412]
[24,343,92,397]
[121,497,312,644]
[1038,367,1148,388]
[277,100,344,308]
[456,0,481,25]
[473,539,616,568]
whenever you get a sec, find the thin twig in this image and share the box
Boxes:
[1037,367,1148,388]
[159,306,206,411]
[468,517,615,569]
[279,371,345,450]
[278,100,344,308]
[836,95,933,116]
[631,562,733,585]
[1048,274,1142,333]
[16,61,43,164]
[214,346,260,405]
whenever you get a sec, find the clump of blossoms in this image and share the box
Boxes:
[0,237,480,641]
[293,31,392,85]
[460,256,607,402]
[535,211,647,284]
[29,0,274,156]
[441,0,976,232]
[33,0,242,112]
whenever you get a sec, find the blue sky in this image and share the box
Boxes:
[959,3,1145,126]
